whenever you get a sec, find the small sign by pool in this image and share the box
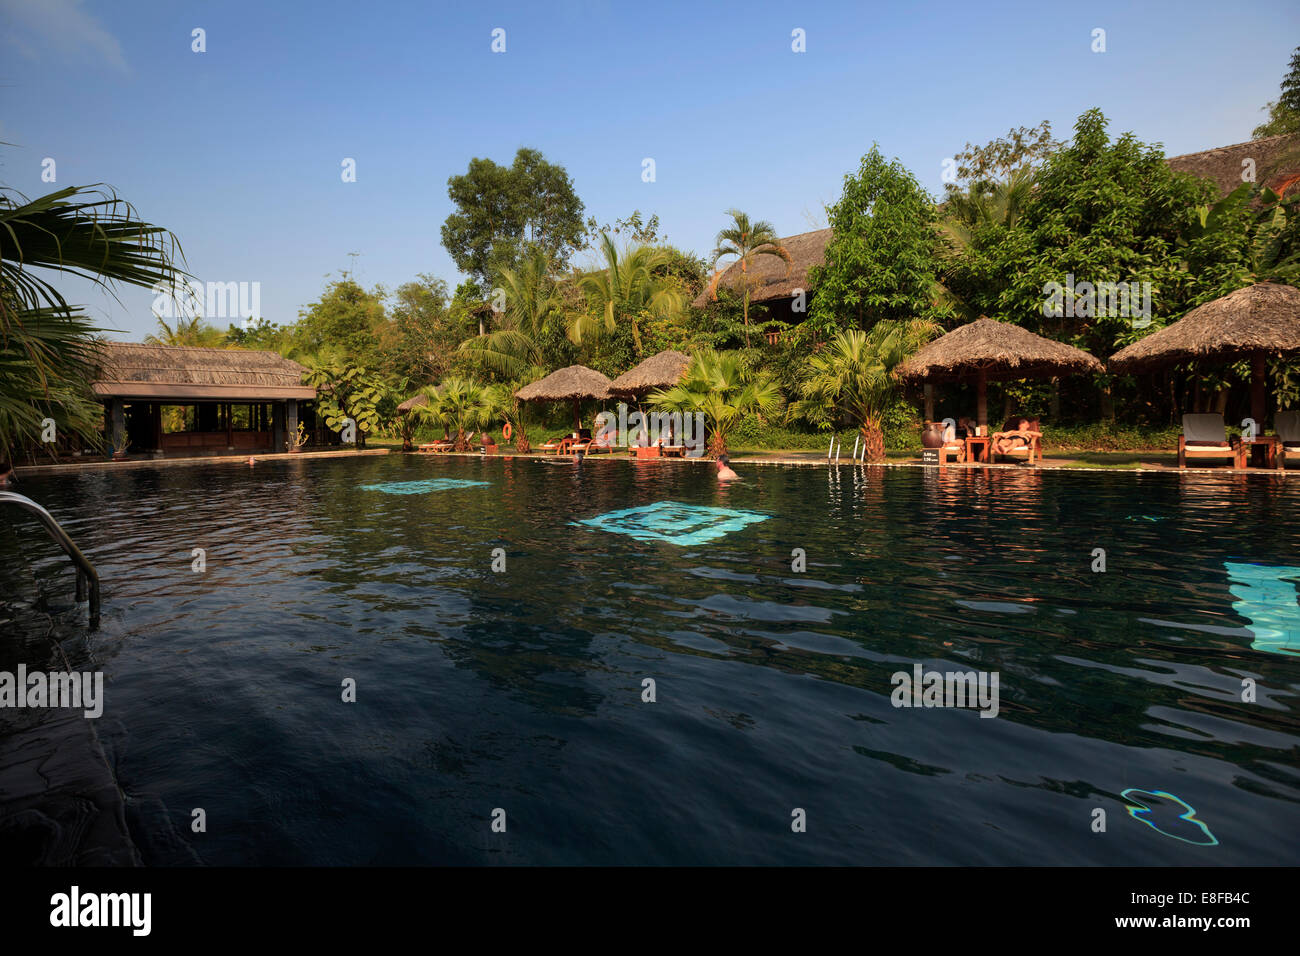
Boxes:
[360,478,490,495]
[576,500,769,545]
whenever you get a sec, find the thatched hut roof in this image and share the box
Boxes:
[692,227,830,308]
[608,350,692,396]
[515,365,613,401]
[896,317,1104,383]
[91,341,315,400]
[397,393,428,413]
[1109,282,1300,373]
[1166,133,1300,199]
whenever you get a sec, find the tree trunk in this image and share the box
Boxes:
[743,290,751,348]
[454,428,470,452]
[708,430,728,459]
[1049,378,1060,420]
[861,421,886,463]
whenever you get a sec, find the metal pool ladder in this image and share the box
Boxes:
[1,490,100,626]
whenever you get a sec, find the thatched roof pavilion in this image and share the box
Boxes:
[609,350,692,398]
[1166,133,1300,199]
[1109,282,1300,423]
[896,317,1104,425]
[89,342,316,457]
[516,365,613,429]
[397,393,427,413]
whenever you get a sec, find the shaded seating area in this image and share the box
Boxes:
[1110,282,1300,470]
[992,417,1043,465]
[91,342,316,458]
[516,366,614,456]
[897,318,1103,467]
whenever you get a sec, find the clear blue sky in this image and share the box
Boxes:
[2,0,1297,340]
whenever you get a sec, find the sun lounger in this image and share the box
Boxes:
[1276,410,1300,468]
[1178,414,1238,469]
[993,417,1041,464]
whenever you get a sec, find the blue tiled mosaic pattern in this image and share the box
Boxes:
[575,500,769,545]
[361,479,490,495]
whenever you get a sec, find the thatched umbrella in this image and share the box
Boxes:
[1109,282,1300,424]
[515,365,613,430]
[896,317,1104,426]
[609,349,691,399]
[397,393,427,414]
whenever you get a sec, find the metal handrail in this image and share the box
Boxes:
[0,490,100,626]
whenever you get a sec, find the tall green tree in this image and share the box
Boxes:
[809,147,947,335]
[146,314,226,347]
[301,357,386,446]
[296,278,387,366]
[0,184,182,461]
[570,234,686,358]
[706,209,791,347]
[441,148,586,287]
[1253,46,1300,137]
[794,322,939,462]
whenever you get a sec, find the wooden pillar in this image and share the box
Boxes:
[285,400,299,452]
[152,403,163,453]
[272,402,285,452]
[923,384,935,422]
[1250,354,1267,427]
[226,403,233,449]
[976,370,988,428]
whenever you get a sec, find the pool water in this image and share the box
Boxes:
[2,454,1298,865]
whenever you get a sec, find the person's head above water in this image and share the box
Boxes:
[716,454,729,467]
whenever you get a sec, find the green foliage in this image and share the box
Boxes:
[809,146,948,335]
[441,148,585,287]
[949,121,1061,184]
[459,246,567,379]
[1253,46,1300,137]
[947,109,1221,359]
[650,348,784,457]
[571,234,687,358]
[0,182,183,461]
[302,359,386,441]
[147,314,226,347]
[414,376,502,451]
[296,279,387,366]
[794,322,939,460]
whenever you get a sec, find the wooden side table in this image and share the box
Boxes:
[1239,436,1280,469]
[965,436,991,463]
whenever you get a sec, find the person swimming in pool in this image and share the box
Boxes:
[715,454,739,481]
[991,418,1041,456]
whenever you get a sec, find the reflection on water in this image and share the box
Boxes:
[1,455,1298,865]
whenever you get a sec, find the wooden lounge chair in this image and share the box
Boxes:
[1178,414,1238,469]
[992,417,1042,465]
[418,437,453,453]
[1276,410,1300,468]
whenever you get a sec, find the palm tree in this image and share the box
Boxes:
[0,184,183,461]
[145,314,227,348]
[458,246,563,378]
[794,322,939,462]
[650,349,783,457]
[570,233,685,358]
[416,377,498,451]
[940,166,1036,252]
[706,210,792,347]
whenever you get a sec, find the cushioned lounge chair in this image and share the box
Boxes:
[1178,414,1238,469]
[993,417,1041,465]
[1276,410,1300,468]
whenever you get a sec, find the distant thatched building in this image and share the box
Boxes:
[91,342,316,457]
[1166,133,1300,198]
[692,228,830,341]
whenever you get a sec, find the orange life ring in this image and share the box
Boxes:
[502,422,513,441]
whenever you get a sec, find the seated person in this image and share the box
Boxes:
[991,418,1042,455]
[955,416,977,440]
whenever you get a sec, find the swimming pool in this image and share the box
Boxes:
[3,455,1298,865]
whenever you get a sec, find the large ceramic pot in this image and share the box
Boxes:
[920,422,947,448]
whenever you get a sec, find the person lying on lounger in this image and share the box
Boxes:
[991,418,1041,455]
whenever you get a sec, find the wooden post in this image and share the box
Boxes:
[286,400,299,452]
[226,403,233,449]
[1250,354,1267,427]
[152,403,163,453]
[923,383,935,422]
[976,369,988,428]
[272,402,285,452]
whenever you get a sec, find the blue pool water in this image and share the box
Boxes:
[1,454,1298,865]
